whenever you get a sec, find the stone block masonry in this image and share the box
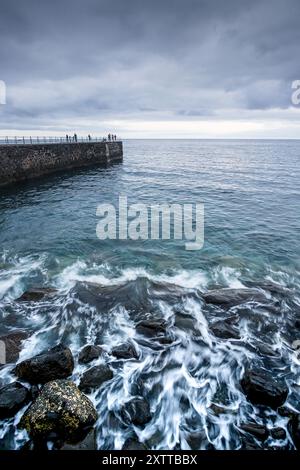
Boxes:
[0,141,123,187]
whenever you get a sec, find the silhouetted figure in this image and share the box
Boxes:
[74,133,78,143]
[88,134,91,141]
[66,134,69,142]
[108,133,111,141]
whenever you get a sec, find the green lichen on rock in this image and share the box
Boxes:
[19,380,98,442]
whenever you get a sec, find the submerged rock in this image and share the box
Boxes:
[14,344,74,384]
[136,319,167,337]
[239,422,269,441]
[288,414,300,449]
[122,436,148,450]
[211,318,240,340]
[78,345,103,364]
[0,330,29,363]
[111,342,138,360]
[120,397,151,427]
[61,429,97,450]
[19,380,97,442]
[203,288,266,308]
[17,287,57,302]
[241,368,288,409]
[0,382,30,419]
[79,364,113,393]
[271,427,286,440]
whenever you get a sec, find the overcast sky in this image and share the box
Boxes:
[0,0,299,138]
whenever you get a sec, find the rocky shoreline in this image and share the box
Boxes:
[0,284,300,450]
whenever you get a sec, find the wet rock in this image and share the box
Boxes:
[278,406,298,419]
[30,385,40,401]
[79,364,113,393]
[174,313,196,332]
[78,345,103,364]
[288,414,300,449]
[122,436,147,450]
[203,288,266,308]
[0,382,30,419]
[239,422,269,441]
[136,319,167,337]
[241,368,288,409]
[256,343,280,358]
[0,330,29,363]
[14,344,74,384]
[111,342,138,360]
[120,397,151,427]
[271,427,286,440]
[210,403,235,416]
[17,287,57,302]
[19,380,97,442]
[211,318,240,340]
[61,429,97,450]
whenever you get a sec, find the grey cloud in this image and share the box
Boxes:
[0,0,299,132]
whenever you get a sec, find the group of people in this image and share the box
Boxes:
[65,133,118,143]
[66,133,78,142]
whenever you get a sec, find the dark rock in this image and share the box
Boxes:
[295,320,300,330]
[30,385,40,401]
[79,364,113,393]
[19,380,97,442]
[288,414,300,449]
[211,318,240,340]
[14,344,74,384]
[256,343,280,358]
[278,406,298,419]
[136,319,167,337]
[239,422,269,441]
[120,397,151,427]
[0,330,29,363]
[61,429,97,450]
[122,436,147,450]
[78,345,103,364]
[203,288,266,308]
[241,368,288,409]
[17,287,57,302]
[210,403,234,416]
[0,382,30,419]
[271,427,286,440]
[111,342,138,360]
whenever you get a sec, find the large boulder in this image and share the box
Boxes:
[111,342,138,360]
[19,380,97,442]
[79,365,113,393]
[203,288,266,308]
[241,368,288,409]
[14,344,74,384]
[78,345,103,364]
[120,397,151,427]
[0,382,30,419]
[17,287,57,302]
[0,330,29,363]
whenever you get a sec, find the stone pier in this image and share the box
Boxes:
[0,141,123,187]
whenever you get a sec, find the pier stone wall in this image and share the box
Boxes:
[0,141,123,186]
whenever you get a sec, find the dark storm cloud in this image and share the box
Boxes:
[0,0,299,132]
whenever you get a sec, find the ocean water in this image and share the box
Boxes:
[0,139,299,449]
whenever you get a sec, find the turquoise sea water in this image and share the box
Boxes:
[0,139,299,449]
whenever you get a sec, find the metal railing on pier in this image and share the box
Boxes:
[0,136,120,145]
